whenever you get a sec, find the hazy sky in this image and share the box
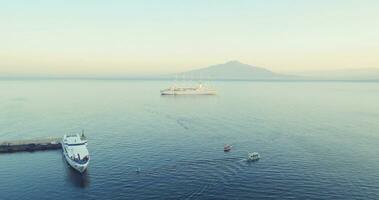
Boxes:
[1,0,378,76]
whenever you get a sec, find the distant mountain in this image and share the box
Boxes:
[168,60,293,80]
[164,61,379,81]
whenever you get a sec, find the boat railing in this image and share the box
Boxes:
[70,155,89,164]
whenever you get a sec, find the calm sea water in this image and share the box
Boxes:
[0,80,378,200]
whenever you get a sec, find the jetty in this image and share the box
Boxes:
[0,137,62,153]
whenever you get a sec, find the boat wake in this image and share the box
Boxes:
[144,105,195,130]
[130,156,250,196]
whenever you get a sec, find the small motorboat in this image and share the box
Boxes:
[224,144,232,152]
[247,152,260,161]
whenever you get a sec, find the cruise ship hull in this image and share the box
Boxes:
[161,90,216,95]
[161,83,217,95]
[161,91,216,95]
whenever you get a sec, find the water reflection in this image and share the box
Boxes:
[62,156,90,188]
[160,94,217,99]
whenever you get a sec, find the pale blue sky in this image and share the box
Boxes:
[0,0,378,76]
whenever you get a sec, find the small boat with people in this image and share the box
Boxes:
[62,132,90,173]
[247,152,260,161]
[224,144,232,152]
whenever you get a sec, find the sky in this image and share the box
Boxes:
[0,0,378,76]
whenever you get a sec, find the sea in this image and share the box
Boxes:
[0,80,378,200]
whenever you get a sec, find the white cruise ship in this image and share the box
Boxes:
[161,83,216,95]
[62,134,90,173]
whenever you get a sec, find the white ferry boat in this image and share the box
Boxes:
[62,134,90,173]
[161,83,216,95]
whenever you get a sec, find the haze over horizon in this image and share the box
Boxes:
[1,0,379,76]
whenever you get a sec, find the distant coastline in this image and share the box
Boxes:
[1,76,379,82]
[1,61,379,81]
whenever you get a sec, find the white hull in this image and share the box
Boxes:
[161,90,216,95]
[63,145,89,173]
[161,83,216,96]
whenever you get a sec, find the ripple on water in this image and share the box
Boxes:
[1,81,379,199]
